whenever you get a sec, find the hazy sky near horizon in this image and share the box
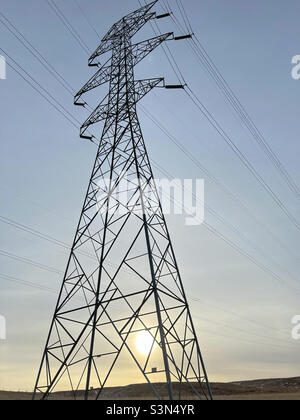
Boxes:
[0,0,300,391]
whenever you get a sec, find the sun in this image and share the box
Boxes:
[136,330,155,355]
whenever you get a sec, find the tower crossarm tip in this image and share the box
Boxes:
[74,58,112,105]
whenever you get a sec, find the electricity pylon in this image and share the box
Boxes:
[33,1,212,401]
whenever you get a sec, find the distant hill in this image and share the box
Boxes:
[1,377,300,400]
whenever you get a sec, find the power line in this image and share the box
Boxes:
[189,296,283,334]
[4,60,77,129]
[0,44,96,141]
[0,215,72,249]
[0,249,63,275]
[141,107,300,286]
[0,214,132,274]
[198,326,294,351]
[73,0,101,39]
[149,160,300,296]
[194,315,296,348]
[175,0,193,34]
[185,86,300,233]
[0,273,59,294]
[0,11,75,95]
[45,0,91,55]
[0,8,96,124]
[143,0,300,234]
[0,46,80,129]
[140,103,300,263]
[170,0,300,199]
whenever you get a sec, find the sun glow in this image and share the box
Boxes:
[136,330,155,355]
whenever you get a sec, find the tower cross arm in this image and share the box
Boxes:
[75,33,172,105]
[132,32,173,65]
[79,78,164,138]
[88,1,159,65]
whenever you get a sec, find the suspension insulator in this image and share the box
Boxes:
[174,34,193,41]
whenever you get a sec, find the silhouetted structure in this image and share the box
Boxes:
[33,1,212,401]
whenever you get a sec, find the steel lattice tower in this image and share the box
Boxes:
[33,1,212,401]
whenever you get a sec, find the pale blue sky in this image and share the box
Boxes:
[0,0,300,391]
